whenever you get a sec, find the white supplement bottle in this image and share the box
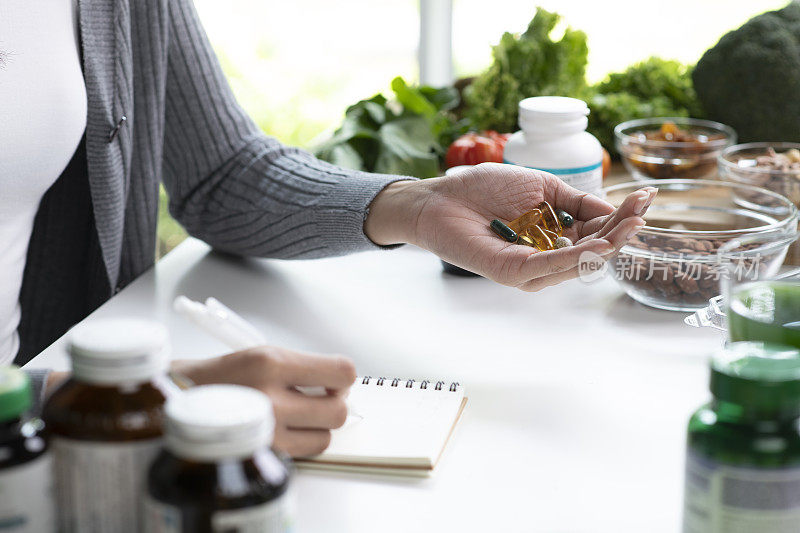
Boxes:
[504,96,603,197]
[42,318,173,533]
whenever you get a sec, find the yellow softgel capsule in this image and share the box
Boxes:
[520,224,554,251]
[507,209,542,234]
[536,201,562,233]
[541,227,560,242]
[517,235,536,247]
[498,201,571,251]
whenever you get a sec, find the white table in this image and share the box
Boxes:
[27,238,723,532]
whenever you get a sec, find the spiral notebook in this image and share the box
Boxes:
[295,376,467,477]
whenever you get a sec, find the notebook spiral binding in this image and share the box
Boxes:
[360,376,460,392]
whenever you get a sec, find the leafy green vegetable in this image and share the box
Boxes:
[314,77,467,178]
[587,57,703,152]
[587,94,692,154]
[594,57,702,118]
[693,2,800,143]
[464,8,589,132]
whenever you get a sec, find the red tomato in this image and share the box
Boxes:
[485,130,512,143]
[602,148,611,179]
[445,131,509,169]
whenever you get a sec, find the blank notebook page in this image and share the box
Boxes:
[298,377,466,472]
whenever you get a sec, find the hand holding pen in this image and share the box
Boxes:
[171,296,357,457]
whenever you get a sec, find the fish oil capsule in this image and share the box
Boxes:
[536,201,562,233]
[517,235,536,247]
[42,318,173,533]
[0,366,55,532]
[541,228,560,242]
[145,385,293,532]
[493,201,574,250]
[522,224,554,250]
[507,209,542,234]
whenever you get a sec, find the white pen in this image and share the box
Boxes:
[173,296,330,398]
[173,295,264,350]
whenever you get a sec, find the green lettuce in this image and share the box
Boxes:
[464,8,589,132]
[314,77,468,178]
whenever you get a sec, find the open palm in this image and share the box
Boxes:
[413,163,655,291]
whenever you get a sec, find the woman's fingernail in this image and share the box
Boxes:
[643,188,658,208]
[633,194,648,215]
[627,224,645,240]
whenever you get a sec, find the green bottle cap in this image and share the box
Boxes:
[0,366,32,423]
[710,342,800,411]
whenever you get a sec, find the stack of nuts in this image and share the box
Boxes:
[611,233,766,308]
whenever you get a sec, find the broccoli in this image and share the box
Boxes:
[692,2,800,143]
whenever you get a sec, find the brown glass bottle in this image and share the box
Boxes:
[145,385,294,532]
[148,448,291,532]
[41,318,172,533]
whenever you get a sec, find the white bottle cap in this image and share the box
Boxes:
[164,385,275,462]
[518,96,589,134]
[68,318,170,385]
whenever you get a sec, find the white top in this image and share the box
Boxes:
[68,318,170,384]
[0,0,87,363]
[27,239,723,532]
[165,385,275,461]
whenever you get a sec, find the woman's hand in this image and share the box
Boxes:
[173,348,357,457]
[365,163,656,291]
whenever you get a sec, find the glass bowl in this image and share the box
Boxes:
[615,117,736,181]
[602,179,798,311]
[718,142,800,209]
[719,142,800,265]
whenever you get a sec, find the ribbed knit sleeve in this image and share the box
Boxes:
[161,0,413,259]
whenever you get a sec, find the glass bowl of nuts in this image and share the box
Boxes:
[718,142,800,209]
[719,142,800,265]
[615,117,736,181]
[603,179,798,311]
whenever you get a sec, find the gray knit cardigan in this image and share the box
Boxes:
[20,0,408,405]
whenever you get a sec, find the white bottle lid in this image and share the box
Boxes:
[164,385,275,461]
[68,318,170,385]
[518,96,589,134]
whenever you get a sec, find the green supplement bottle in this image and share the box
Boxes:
[145,384,293,532]
[42,318,173,533]
[728,280,800,350]
[0,366,54,532]
[683,342,800,532]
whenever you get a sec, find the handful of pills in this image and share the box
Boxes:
[490,201,574,251]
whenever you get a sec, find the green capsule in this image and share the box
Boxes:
[556,209,574,228]
[490,219,518,243]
